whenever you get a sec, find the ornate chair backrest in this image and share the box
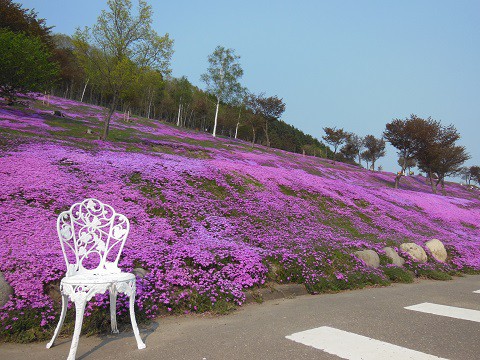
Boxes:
[57,199,130,276]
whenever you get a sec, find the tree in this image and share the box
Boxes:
[398,156,416,175]
[340,133,362,164]
[362,135,386,171]
[245,92,285,147]
[242,110,261,146]
[361,149,373,170]
[231,89,247,139]
[52,33,87,100]
[73,0,173,140]
[201,45,243,137]
[140,69,164,119]
[459,167,472,185]
[257,94,285,147]
[406,117,469,195]
[384,115,419,188]
[0,29,58,103]
[433,145,470,195]
[172,76,193,127]
[322,127,348,165]
[471,166,480,185]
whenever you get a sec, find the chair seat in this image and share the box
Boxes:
[61,272,135,285]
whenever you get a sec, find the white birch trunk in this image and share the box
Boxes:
[147,99,152,119]
[213,99,220,137]
[147,89,154,119]
[80,79,89,103]
[176,103,182,126]
[234,107,242,139]
[235,121,240,139]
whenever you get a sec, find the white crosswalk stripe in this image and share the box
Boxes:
[286,326,448,360]
[405,302,480,323]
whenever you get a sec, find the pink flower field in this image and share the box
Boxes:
[1,95,479,340]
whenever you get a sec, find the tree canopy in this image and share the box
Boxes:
[0,29,59,103]
[340,133,362,164]
[73,0,173,140]
[384,115,420,188]
[415,121,469,194]
[362,135,386,171]
[322,127,348,164]
[245,92,285,147]
[386,115,470,194]
[0,0,53,47]
[201,45,243,137]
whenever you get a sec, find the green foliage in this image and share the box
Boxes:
[322,127,348,162]
[201,45,243,104]
[382,266,414,283]
[0,308,53,343]
[306,271,390,294]
[0,29,59,102]
[187,177,229,200]
[362,135,386,171]
[73,0,174,139]
[264,257,304,284]
[127,172,166,201]
[200,45,244,137]
[245,92,286,147]
[278,184,297,197]
[416,269,452,281]
[266,251,391,295]
[0,0,53,48]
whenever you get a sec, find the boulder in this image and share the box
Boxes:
[400,243,427,263]
[133,267,149,278]
[383,247,405,267]
[354,250,380,268]
[0,272,13,307]
[425,239,447,262]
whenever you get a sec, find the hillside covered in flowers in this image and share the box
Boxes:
[1,95,479,341]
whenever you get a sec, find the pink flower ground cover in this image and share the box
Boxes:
[0,96,479,335]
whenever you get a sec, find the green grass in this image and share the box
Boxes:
[127,172,166,202]
[354,199,370,208]
[461,222,477,230]
[186,177,229,200]
[279,184,297,196]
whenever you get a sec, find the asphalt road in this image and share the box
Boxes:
[2,275,480,360]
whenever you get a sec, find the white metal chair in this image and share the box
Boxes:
[46,198,146,360]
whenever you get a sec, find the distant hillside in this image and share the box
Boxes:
[1,95,479,342]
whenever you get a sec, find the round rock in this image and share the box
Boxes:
[425,239,447,262]
[400,243,427,263]
[383,247,405,267]
[354,250,380,268]
[132,267,149,278]
[0,272,13,307]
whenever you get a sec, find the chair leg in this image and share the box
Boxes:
[128,293,146,349]
[46,294,68,349]
[109,286,119,334]
[67,298,86,360]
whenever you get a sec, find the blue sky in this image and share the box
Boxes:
[20,0,480,174]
